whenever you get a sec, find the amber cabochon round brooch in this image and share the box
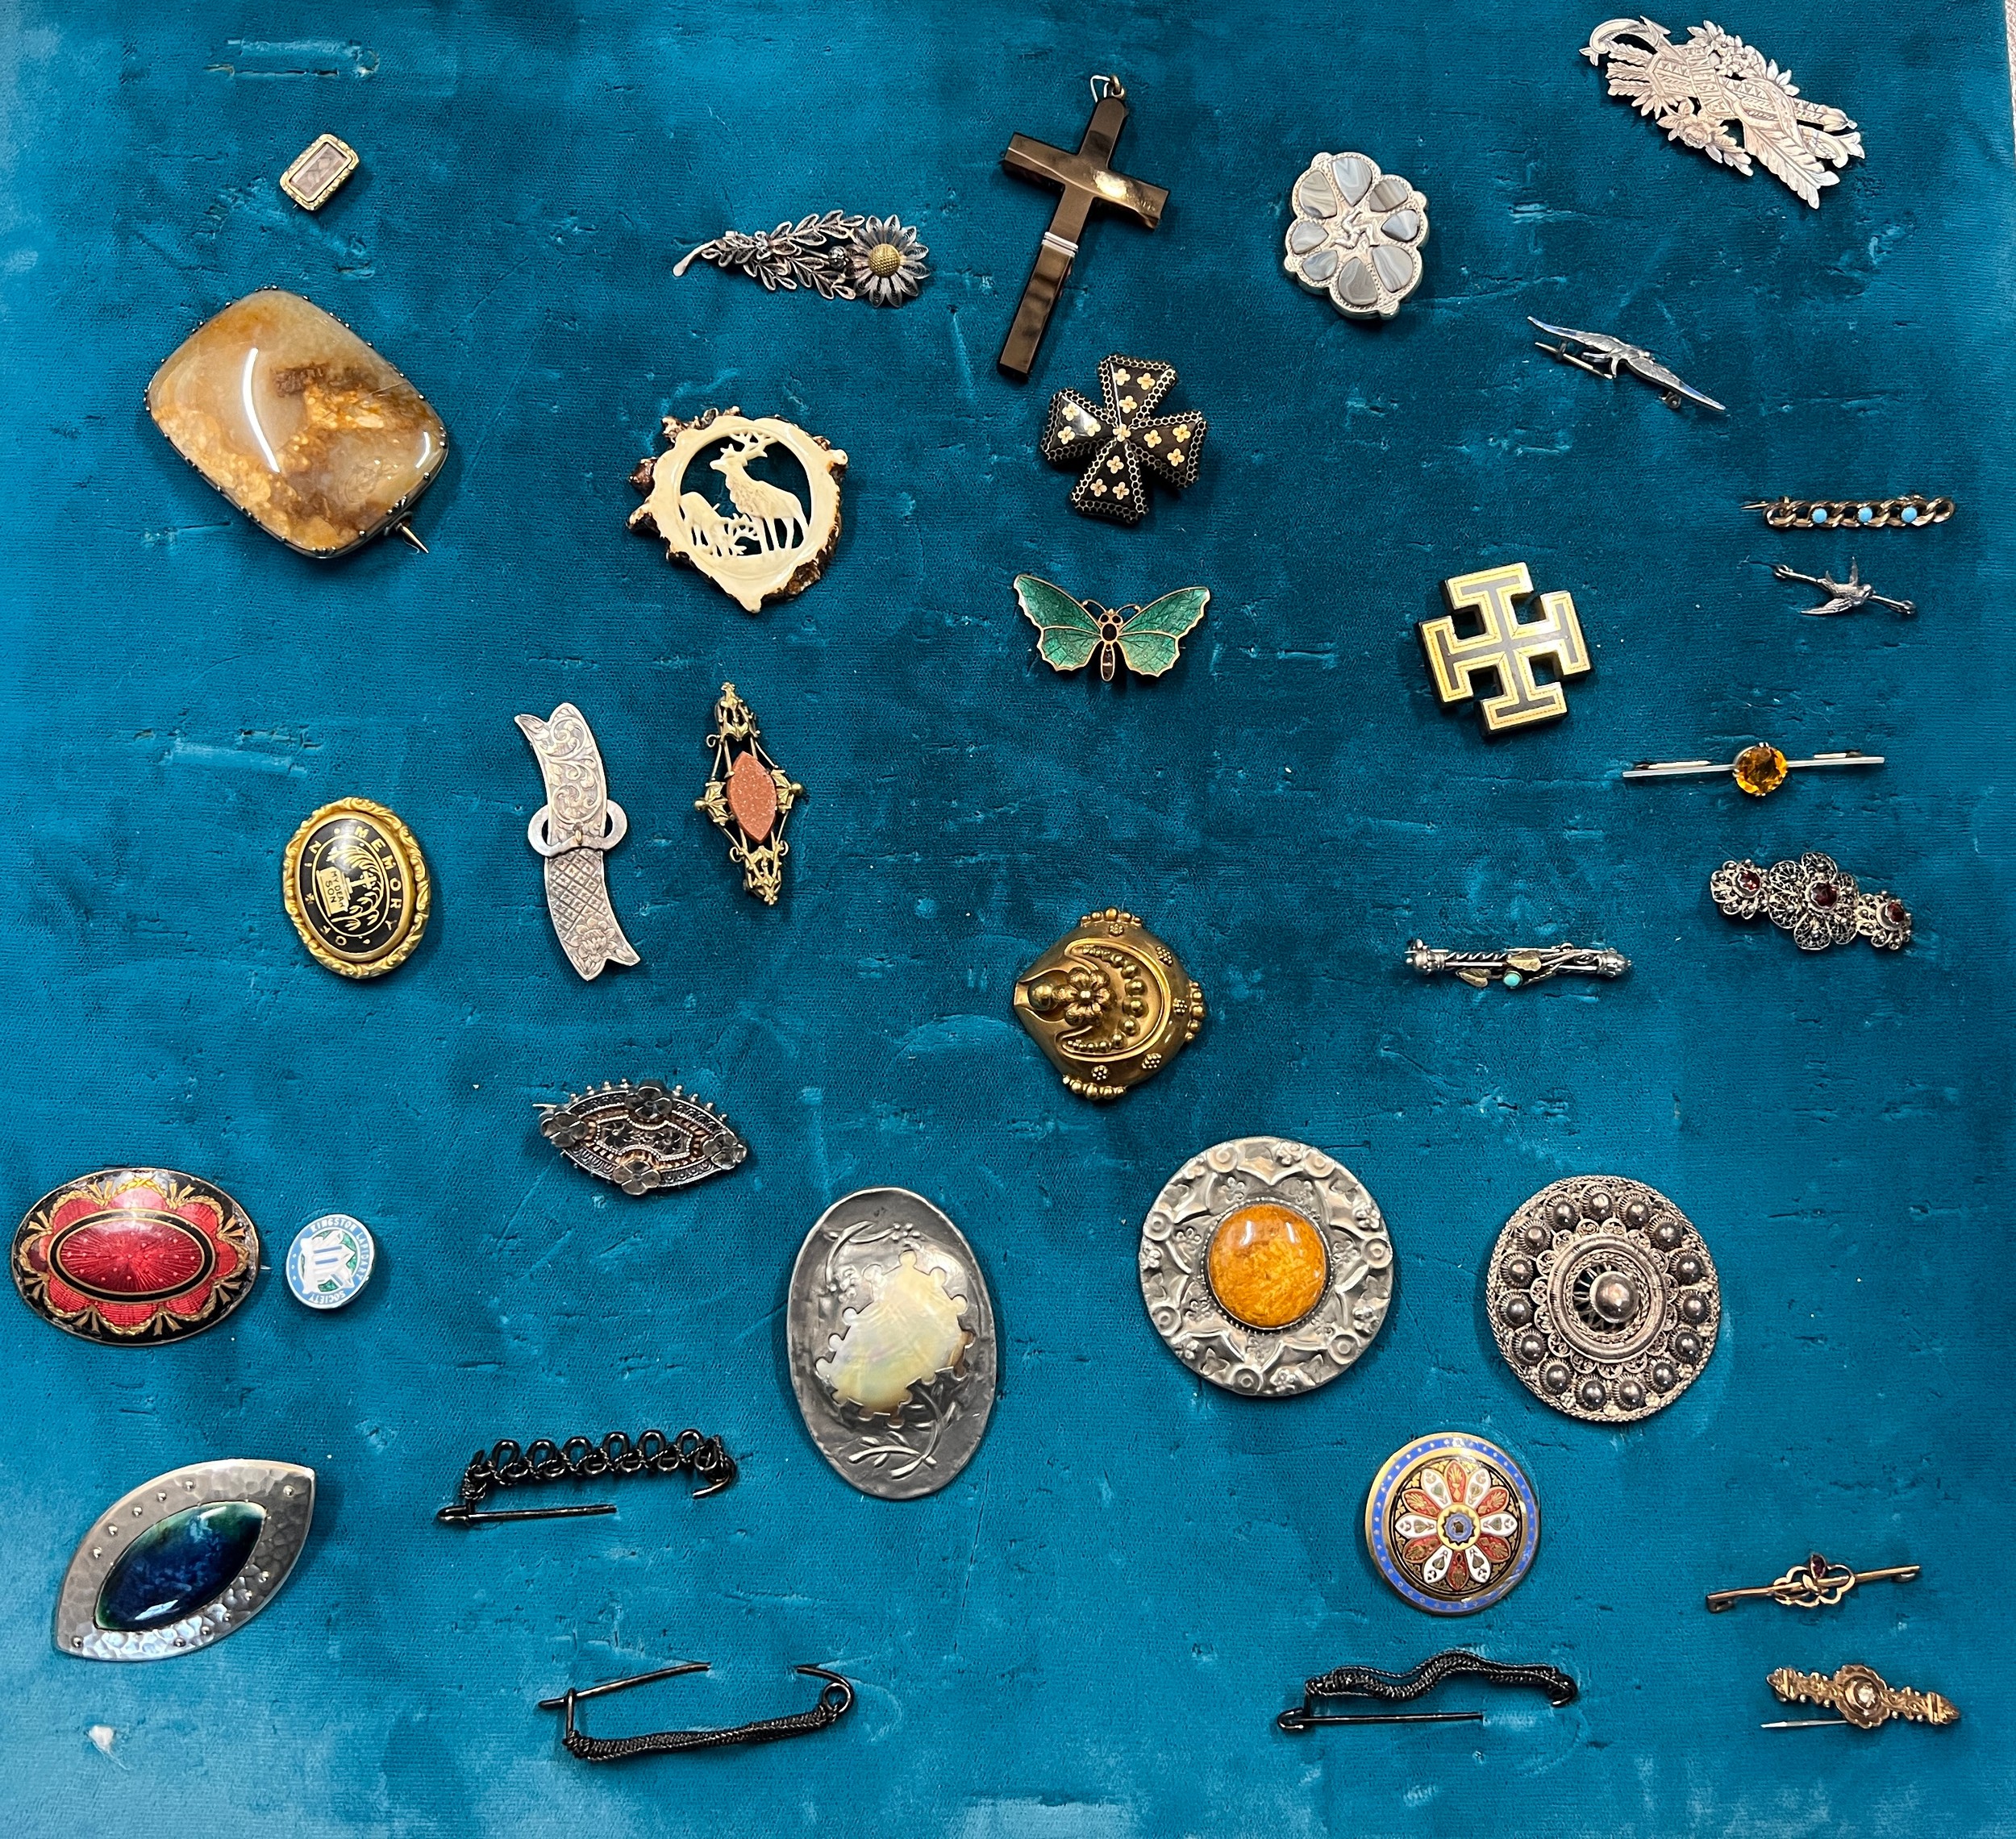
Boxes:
[1487,1175,1720,1424]
[1139,1137,1393,1396]
[14,1168,259,1346]
[1013,909,1203,1100]
[1365,1433,1539,1615]
[282,797,430,978]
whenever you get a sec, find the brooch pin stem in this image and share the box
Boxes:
[1279,1651,1577,1729]
[1528,318,1724,412]
[1625,745,1884,796]
[1749,495,1952,530]
[539,1662,855,1759]
[1707,1553,1921,1613]
[1406,941,1629,988]
[1764,1663,1958,1731]
[435,1428,739,1525]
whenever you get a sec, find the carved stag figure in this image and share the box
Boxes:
[710,431,809,553]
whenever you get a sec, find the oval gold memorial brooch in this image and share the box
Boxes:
[1139,1137,1393,1396]
[628,406,847,612]
[785,1188,997,1500]
[282,797,429,977]
[1013,908,1203,1100]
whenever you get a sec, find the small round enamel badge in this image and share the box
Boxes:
[1365,1433,1539,1615]
[285,1214,375,1310]
[1139,1137,1393,1396]
[283,797,429,978]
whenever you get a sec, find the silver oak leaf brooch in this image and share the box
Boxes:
[1582,18,1864,208]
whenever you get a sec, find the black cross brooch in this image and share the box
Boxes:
[1039,354,1207,527]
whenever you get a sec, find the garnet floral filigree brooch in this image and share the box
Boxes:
[1710,853,1911,952]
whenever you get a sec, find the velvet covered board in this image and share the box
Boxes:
[0,2,2011,1835]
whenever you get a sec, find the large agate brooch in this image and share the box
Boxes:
[148,289,446,557]
[786,1188,997,1500]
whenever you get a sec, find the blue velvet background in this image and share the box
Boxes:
[2,3,2011,1834]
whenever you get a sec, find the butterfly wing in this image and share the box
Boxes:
[1013,574,1102,674]
[1114,586,1210,678]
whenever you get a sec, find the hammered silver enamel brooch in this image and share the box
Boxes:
[786,1188,997,1500]
[537,1081,748,1196]
[1487,1175,1719,1424]
[1139,1137,1393,1397]
[1283,152,1427,318]
[1583,18,1864,208]
[56,1460,315,1661]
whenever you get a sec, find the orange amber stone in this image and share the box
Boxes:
[1207,1203,1328,1329]
[1732,744,1789,797]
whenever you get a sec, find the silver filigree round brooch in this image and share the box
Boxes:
[1283,152,1428,318]
[1486,1175,1719,1425]
[1139,1137,1393,1397]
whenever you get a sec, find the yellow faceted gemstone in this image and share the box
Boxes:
[1207,1203,1328,1329]
[1732,744,1789,797]
[148,289,447,556]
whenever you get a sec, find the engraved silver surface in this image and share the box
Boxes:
[786,1188,997,1500]
[55,1459,315,1661]
[1138,1136,1393,1397]
[1486,1175,1719,1425]
[517,702,639,980]
[1282,151,1428,318]
[536,1080,747,1196]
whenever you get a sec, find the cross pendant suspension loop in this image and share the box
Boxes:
[998,84,1168,380]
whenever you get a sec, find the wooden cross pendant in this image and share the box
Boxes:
[998,79,1168,380]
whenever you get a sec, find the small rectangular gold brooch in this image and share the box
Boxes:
[280,134,360,211]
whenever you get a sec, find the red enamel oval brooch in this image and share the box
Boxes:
[11,1168,260,1346]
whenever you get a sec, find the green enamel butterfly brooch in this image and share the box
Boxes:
[1012,576,1210,683]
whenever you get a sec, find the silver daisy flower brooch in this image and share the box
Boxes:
[674,210,930,307]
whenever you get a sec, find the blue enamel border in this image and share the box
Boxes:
[1365,1432,1539,1615]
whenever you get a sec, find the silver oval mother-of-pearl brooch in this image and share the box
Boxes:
[1139,1136,1393,1396]
[785,1188,998,1500]
[1284,152,1429,318]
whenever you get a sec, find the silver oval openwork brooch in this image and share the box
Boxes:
[55,1459,315,1661]
[537,1081,748,1196]
[786,1188,997,1500]
[1487,1175,1720,1424]
[1138,1137,1393,1397]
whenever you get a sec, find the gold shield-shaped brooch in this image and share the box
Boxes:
[1013,908,1203,1100]
[696,684,803,905]
[628,407,847,613]
[785,1188,997,1500]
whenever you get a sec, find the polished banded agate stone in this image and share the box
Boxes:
[1207,1202,1328,1329]
[97,1503,265,1633]
[148,289,446,556]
